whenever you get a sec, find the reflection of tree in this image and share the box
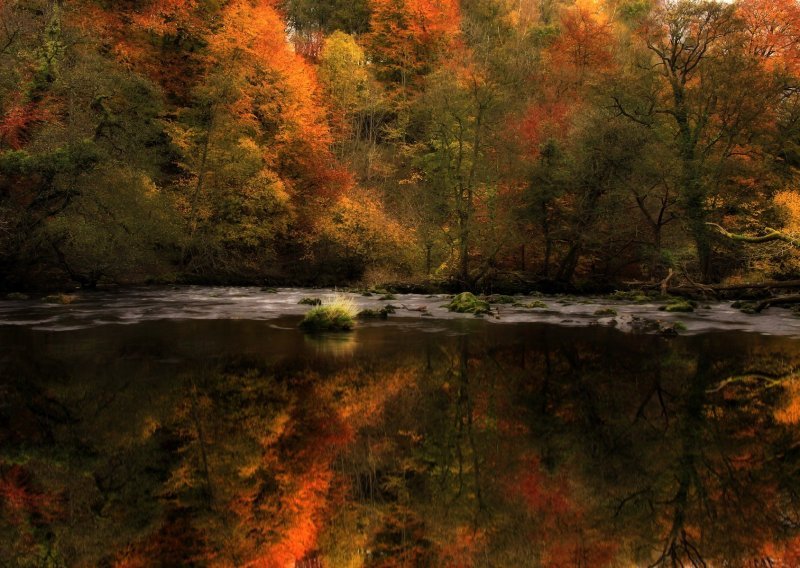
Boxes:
[318,329,800,567]
[3,324,800,566]
[569,336,800,567]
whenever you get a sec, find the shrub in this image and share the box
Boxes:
[298,297,322,306]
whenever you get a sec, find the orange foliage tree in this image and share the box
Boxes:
[366,0,461,97]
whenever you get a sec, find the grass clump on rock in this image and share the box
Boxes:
[447,292,491,315]
[298,297,322,306]
[300,294,357,332]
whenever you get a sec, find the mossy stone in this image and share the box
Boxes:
[447,292,491,314]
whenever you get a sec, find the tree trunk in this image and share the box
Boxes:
[425,243,432,276]
[556,243,581,283]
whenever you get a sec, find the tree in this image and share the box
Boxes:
[318,31,387,178]
[415,62,498,284]
[366,0,461,100]
[614,0,786,282]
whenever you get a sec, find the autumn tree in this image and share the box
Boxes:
[414,62,501,284]
[318,31,388,179]
[366,0,461,103]
[612,0,791,281]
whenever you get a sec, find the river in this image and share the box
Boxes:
[1,287,800,566]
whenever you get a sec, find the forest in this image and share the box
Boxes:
[2,0,800,292]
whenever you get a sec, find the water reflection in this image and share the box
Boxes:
[303,332,359,358]
[1,319,800,566]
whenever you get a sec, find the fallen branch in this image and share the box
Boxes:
[656,280,800,295]
[676,265,718,299]
[707,222,800,247]
[659,268,674,297]
[705,279,800,291]
[707,373,790,393]
[754,294,800,313]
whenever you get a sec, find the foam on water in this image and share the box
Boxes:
[2,286,800,336]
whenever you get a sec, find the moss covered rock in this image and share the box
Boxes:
[513,300,547,309]
[485,294,516,304]
[357,307,394,320]
[6,292,29,300]
[661,300,694,313]
[610,290,651,303]
[42,294,77,305]
[447,292,491,314]
[594,308,618,316]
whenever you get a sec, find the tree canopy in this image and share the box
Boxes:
[2,0,800,290]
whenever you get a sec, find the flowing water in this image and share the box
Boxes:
[2,288,800,566]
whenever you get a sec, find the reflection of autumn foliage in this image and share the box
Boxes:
[108,361,418,567]
[763,537,800,567]
[774,378,800,425]
[0,464,61,524]
[0,98,56,150]
[5,325,800,566]
[505,456,617,568]
[511,455,573,516]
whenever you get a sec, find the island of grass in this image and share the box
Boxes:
[299,295,357,332]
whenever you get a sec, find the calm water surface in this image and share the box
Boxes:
[2,291,800,567]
